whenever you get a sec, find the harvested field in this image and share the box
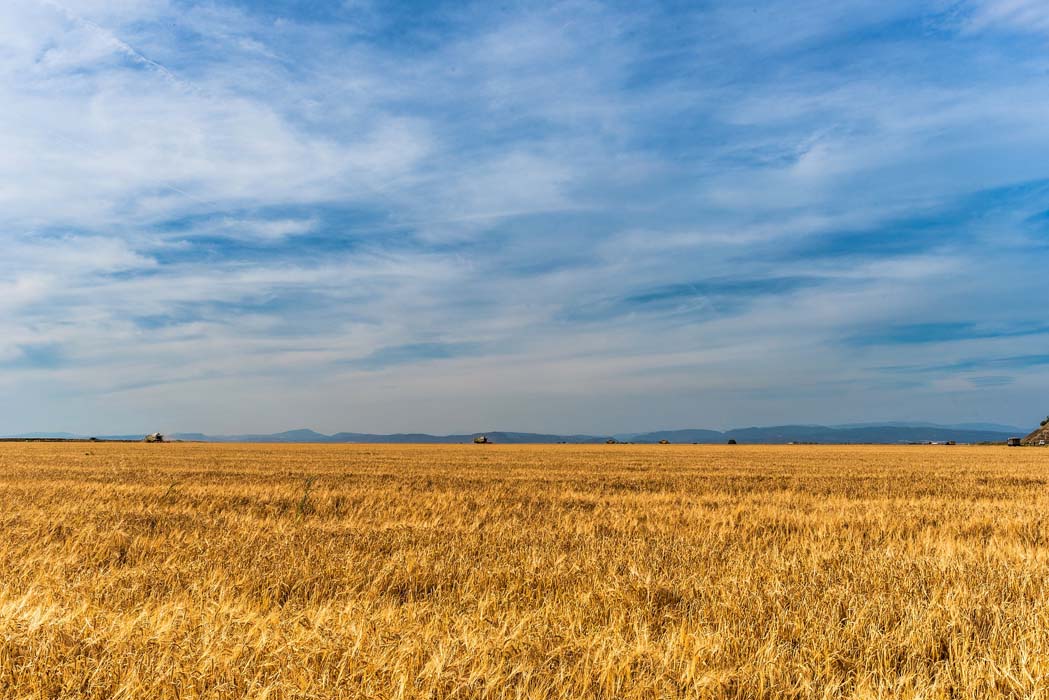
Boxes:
[1,443,1048,699]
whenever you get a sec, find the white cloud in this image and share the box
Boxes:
[213,218,317,241]
[966,0,1049,34]
[0,0,434,234]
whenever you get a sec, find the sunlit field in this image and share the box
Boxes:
[2,442,1048,699]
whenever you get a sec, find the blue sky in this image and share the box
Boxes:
[1,0,1048,434]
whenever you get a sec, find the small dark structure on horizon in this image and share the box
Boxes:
[727,439,738,445]
[1008,437,1022,447]
[658,439,670,445]
[473,435,489,444]
[606,438,617,444]
[144,432,164,443]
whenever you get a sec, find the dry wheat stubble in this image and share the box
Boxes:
[0,442,1047,699]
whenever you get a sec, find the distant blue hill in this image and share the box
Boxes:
[831,421,1028,434]
[168,423,1021,444]
[618,429,725,443]
[177,429,612,444]
[720,425,1019,444]
[3,422,1027,444]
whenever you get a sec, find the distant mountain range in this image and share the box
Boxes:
[5,422,1031,444]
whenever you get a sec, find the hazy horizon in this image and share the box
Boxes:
[5,419,1036,440]
[2,0,1048,434]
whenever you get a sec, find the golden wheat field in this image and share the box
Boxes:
[2,442,1049,699]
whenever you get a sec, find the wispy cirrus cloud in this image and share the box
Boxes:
[964,0,1049,34]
